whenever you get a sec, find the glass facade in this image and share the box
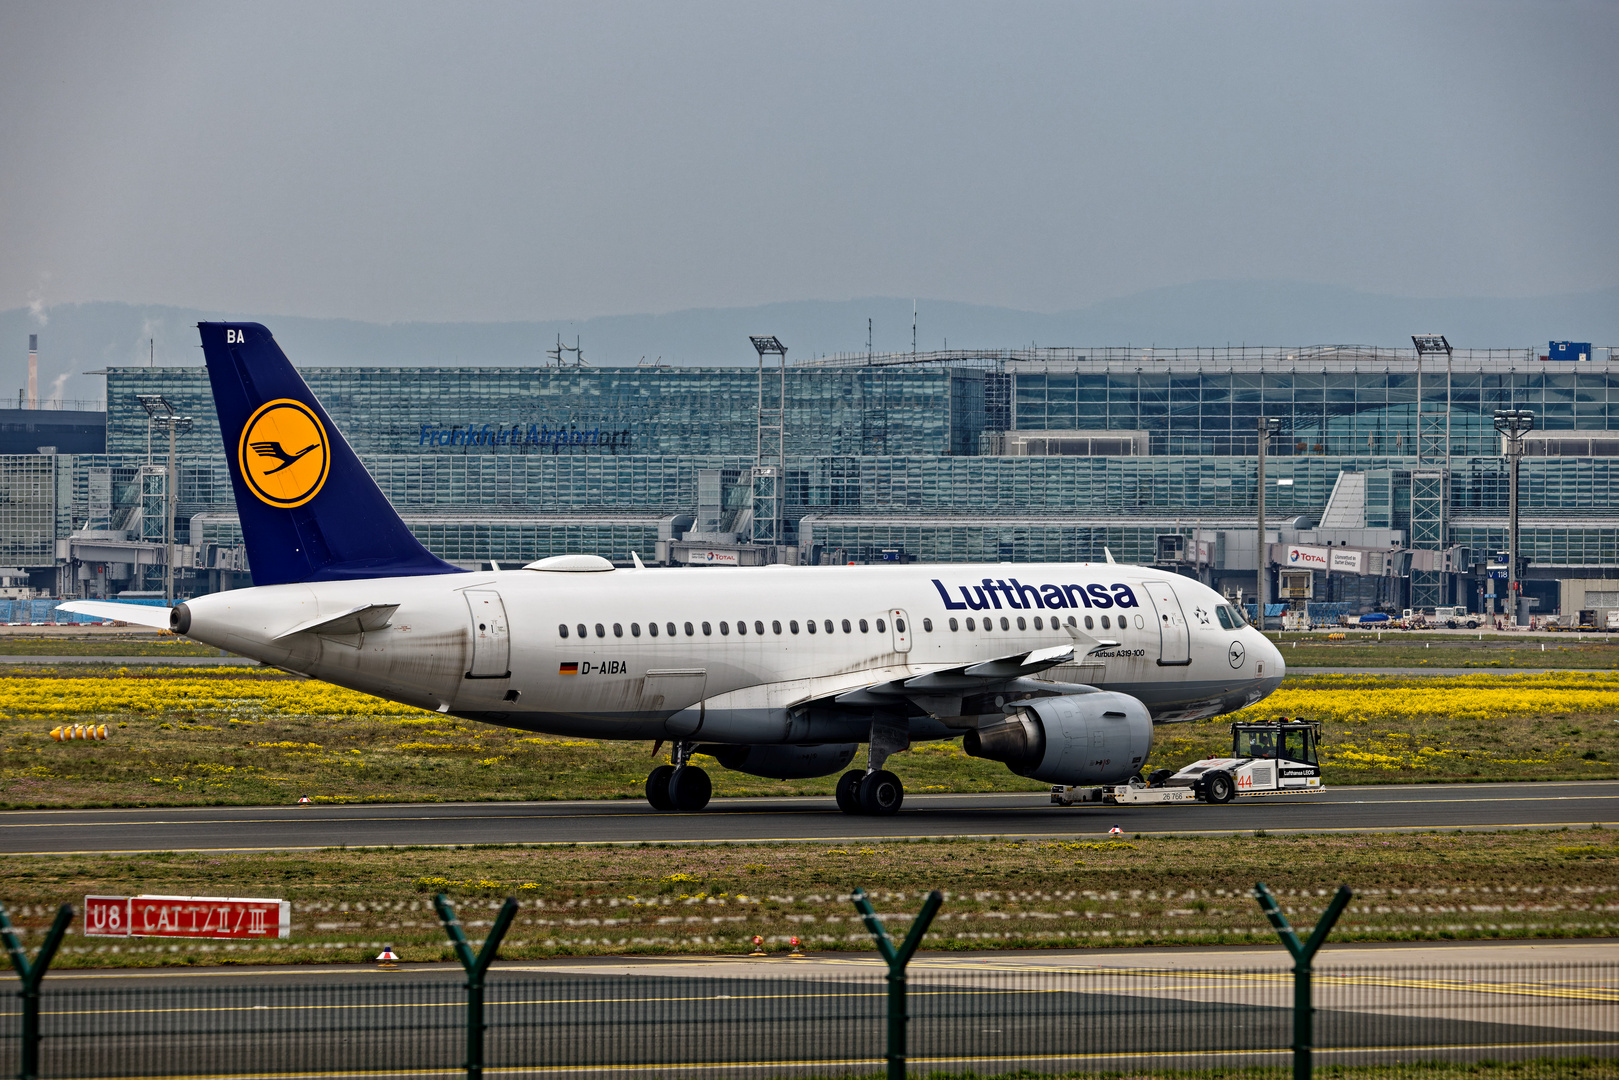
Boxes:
[15,347,1608,579]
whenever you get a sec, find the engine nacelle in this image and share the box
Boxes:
[697,742,859,780]
[963,692,1153,785]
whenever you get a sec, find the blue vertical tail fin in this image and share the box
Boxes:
[198,322,465,585]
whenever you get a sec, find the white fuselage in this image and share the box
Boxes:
[178,561,1284,745]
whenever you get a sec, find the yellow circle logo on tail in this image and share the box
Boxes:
[238,399,330,508]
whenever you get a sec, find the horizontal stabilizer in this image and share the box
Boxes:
[55,601,174,630]
[274,603,399,640]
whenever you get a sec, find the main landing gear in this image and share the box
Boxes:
[835,769,904,815]
[836,719,908,816]
[645,742,711,812]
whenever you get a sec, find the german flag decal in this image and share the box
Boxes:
[559,662,579,675]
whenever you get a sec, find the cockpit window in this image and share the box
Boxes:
[1225,604,1249,629]
[1216,606,1234,630]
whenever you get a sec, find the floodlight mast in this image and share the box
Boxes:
[1493,409,1535,626]
[1412,334,1453,468]
[750,336,788,552]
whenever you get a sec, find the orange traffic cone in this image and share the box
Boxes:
[375,946,399,969]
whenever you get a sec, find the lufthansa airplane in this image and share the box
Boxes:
[63,323,1285,815]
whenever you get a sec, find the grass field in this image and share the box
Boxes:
[1268,631,1619,670]
[3,667,1618,808]
[0,633,221,656]
[1,830,1614,967]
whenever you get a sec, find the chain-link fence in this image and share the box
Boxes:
[1,962,1613,1079]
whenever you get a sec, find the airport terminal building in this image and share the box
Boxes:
[5,341,1619,620]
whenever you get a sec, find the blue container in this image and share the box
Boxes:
[1549,340,1592,361]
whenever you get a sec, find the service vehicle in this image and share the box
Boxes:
[1050,719,1324,806]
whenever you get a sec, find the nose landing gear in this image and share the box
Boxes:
[644,742,711,812]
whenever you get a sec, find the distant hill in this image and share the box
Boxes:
[4,282,1614,407]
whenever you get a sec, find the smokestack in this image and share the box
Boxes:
[27,334,37,410]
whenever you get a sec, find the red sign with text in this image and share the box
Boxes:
[84,895,290,939]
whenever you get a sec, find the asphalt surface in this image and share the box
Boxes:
[4,781,1617,856]
[10,945,1615,1078]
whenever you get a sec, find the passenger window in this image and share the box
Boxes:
[896,617,906,632]
[1216,606,1234,630]
[719,621,729,635]
[1101,615,1110,630]
[806,620,816,634]
[965,617,975,631]
[1134,614,1144,628]
[648,622,658,637]
[558,624,569,638]
[735,621,745,635]
[949,618,959,631]
[756,621,765,635]
[876,618,886,632]
[667,622,677,637]
[595,623,606,638]
[684,622,694,636]
[842,619,852,633]
[613,623,623,638]
[921,618,931,632]
[577,623,587,638]
[824,620,834,634]
[1084,616,1094,630]
[1033,616,1043,630]
[789,620,799,634]
[772,620,781,634]
[631,623,641,638]
[1000,617,1010,631]
[1016,616,1026,630]
[1067,616,1077,627]
[858,619,869,633]
[983,618,992,632]
[703,622,713,636]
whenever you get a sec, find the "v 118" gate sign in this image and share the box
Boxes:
[84,895,291,939]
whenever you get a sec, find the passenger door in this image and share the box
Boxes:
[463,590,510,678]
[1139,579,1191,666]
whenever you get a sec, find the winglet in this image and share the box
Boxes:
[1104,547,1116,564]
[631,551,646,570]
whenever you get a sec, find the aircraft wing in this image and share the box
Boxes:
[823,642,1107,720]
[55,600,174,630]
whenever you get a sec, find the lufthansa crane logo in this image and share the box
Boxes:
[238,399,330,508]
[1228,641,1245,669]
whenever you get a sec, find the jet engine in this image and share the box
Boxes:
[963,692,1152,785]
[696,742,859,780]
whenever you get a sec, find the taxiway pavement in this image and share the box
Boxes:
[3,781,1615,856]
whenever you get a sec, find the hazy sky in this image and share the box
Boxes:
[3,1,1617,324]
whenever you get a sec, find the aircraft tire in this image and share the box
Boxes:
[857,770,904,815]
[1205,771,1235,804]
[668,765,712,812]
[645,765,676,811]
[834,770,863,814]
